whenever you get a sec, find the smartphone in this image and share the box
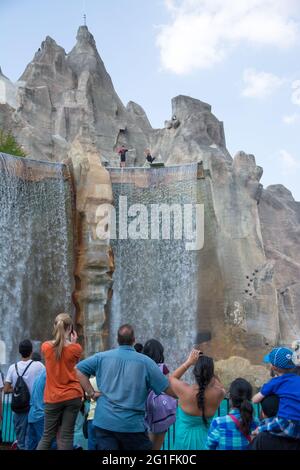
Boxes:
[194,331,212,345]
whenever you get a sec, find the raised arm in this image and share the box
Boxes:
[169,349,201,400]
[170,349,201,380]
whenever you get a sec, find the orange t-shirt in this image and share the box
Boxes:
[42,341,83,404]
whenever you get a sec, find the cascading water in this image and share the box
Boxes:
[109,164,200,373]
[0,153,74,367]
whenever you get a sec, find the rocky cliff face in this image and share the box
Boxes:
[1,26,299,363]
[259,186,300,346]
[0,26,149,165]
[68,134,113,355]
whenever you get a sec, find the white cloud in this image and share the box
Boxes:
[291,80,300,105]
[242,69,284,98]
[157,0,300,74]
[282,113,299,124]
[279,149,300,174]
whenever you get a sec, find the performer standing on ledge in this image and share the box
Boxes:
[118,145,128,168]
[145,149,155,164]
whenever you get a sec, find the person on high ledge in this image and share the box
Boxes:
[117,145,128,168]
[145,149,155,164]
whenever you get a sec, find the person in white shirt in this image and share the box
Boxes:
[4,340,44,450]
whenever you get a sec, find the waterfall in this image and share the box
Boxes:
[0,153,74,367]
[109,164,200,373]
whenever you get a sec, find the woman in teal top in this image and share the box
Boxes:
[170,350,225,450]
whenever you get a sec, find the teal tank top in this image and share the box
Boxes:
[171,405,212,450]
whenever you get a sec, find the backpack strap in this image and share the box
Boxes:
[14,363,19,377]
[228,414,252,443]
[18,360,34,377]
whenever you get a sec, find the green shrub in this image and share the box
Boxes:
[0,130,26,157]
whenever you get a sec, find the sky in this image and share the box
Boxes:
[1,0,300,200]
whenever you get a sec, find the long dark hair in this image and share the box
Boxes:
[143,339,164,364]
[193,355,215,426]
[229,378,254,435]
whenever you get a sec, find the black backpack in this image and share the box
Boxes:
[11,361,33,414]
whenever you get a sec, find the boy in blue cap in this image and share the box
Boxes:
[252,347,300,439]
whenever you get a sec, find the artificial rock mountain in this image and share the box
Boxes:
[1,26,299,375]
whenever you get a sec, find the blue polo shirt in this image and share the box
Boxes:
[76,346,169,432]
[261,374,300,421]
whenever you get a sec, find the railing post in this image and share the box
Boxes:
[1,393,15,444]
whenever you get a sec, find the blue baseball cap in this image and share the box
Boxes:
[264,347,296,369]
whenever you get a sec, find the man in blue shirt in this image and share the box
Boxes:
[76,324,174,450]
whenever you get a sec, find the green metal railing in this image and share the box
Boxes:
[1,394,260,449]
[162,400,261,450]
[1,393,15,443]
